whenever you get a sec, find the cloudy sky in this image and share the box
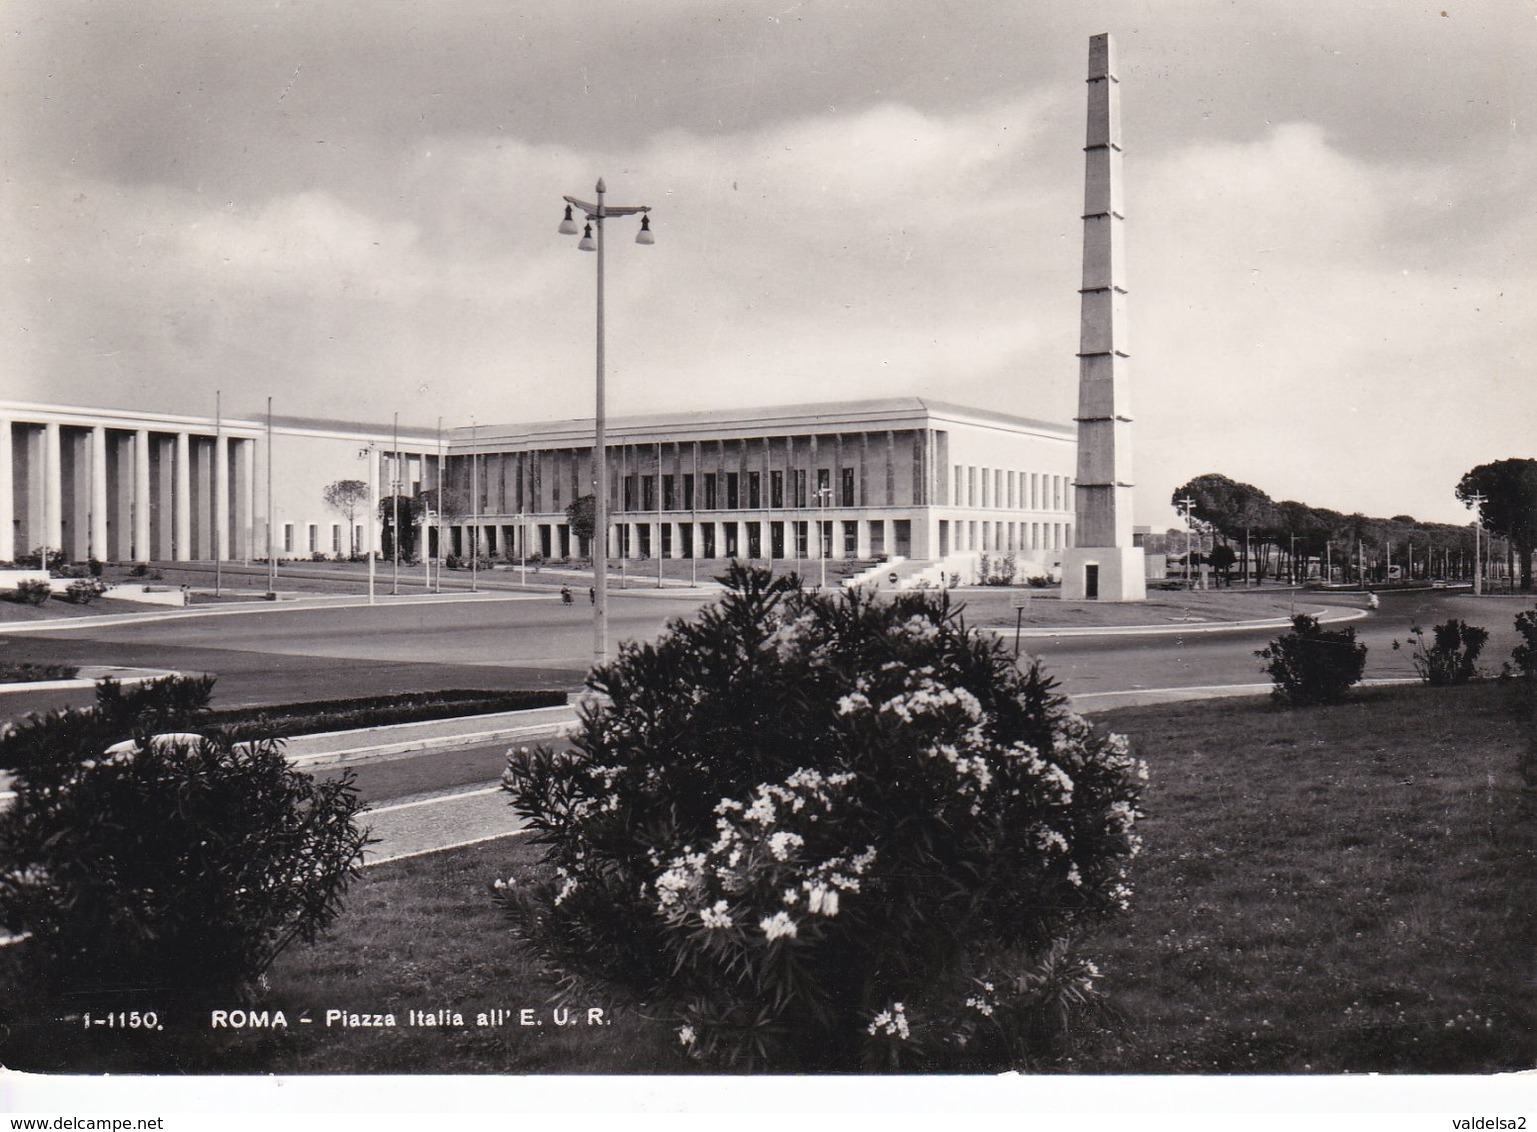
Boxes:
[4,1,1534,526]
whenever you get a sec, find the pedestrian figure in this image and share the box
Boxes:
[561,586,573,605]
[589,587,595,604]
[1367,591,1379,610]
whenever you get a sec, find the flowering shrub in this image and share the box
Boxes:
[0,676,370,1005]
[498,564,1146,1071]
[1256,614,1368,705]
[1395,619,1489,686]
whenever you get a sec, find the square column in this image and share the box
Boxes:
[89,426,108,561]
[43,421,63,554]
[174,431,192,561]
[214,432,230,561]
[235,437,254,562]
[133,430,152,562]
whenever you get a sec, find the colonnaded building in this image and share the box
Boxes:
[0,397,1079,586]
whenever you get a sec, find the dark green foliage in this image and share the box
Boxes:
[0,676,216,774]
[0,663,79,684]
[1397,619,1489,686]
[1513,607,1537,679]
[0,729,369,1005]
[565,494,596,545]
[63,578,108,605]
[203,688,566,742]
[1256,614,1368,705]
[6,579,51,606]
[499,564,1145,1071]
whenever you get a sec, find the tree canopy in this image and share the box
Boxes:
[1456,458,1537,591]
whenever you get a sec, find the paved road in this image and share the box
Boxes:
[5,586,1530,863]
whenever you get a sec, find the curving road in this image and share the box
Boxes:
[4,586,1530,862]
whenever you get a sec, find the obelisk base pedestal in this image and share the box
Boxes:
[1060,546,1147,603]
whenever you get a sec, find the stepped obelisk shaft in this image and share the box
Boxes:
[1061,32,1146,601]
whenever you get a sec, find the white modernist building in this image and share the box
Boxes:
[2,397,1078,585]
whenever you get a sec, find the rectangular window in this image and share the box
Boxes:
[642,475,656,512]
[282,523,294,553]
[748,471,761,509]
[307,524,316,552]
[332,524,341,554]
[726,472,739,510]
[793,469,808,508]
[981,468,990,509]
[770,470,784,508]
[793,521,808,557]
[842,520,858,556]
[662,475,676,511]
[683,473,695,510]
[954,465,964,505]
[994,469,1003,508]
[704,474,719,510]
[1007,471,1016,510]
[816,468,831,506]
[354,525,363,556]
[840,467,855,508]
[968,467,977,508]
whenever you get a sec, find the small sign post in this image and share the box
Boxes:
[1012,592,1032,655]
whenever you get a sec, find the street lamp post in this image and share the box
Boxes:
[813,485,832,589]
[559,179,653,664]
[1469,491,1486,597]
[1177,495,1195,590]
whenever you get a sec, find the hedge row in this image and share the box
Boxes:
[205,688,567,741]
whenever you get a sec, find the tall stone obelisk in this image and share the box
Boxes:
[1061,32,1146,602]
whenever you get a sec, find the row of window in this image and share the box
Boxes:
[955,466,1071,512]
[621,468,857,512]
[281,523,363,555]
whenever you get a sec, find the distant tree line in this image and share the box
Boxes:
[1170,460,1536,590]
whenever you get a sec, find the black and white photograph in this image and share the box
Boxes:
[1,0,1534,1125]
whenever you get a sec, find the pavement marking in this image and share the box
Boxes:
[367,785,503,815]
[364,827,529,867]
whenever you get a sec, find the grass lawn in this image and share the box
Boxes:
[4,680,1532,1075]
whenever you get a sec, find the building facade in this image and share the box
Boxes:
[2,398,1076,576]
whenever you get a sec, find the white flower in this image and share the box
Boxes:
[760,911,799,941]
[806,884,840,917]
[677,1024,696,1047]
[768,831,804,861]
[700,900,733,930]
[866,1002,911,1039]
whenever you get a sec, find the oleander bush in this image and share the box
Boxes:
[498,564,1146,1072]
[0,736,370,1006]
[1512,606,1537,679]
[1396,619,1489,686]
[1256,614,1368,705]
[0,678,370,1006]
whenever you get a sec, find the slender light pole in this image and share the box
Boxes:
[1469,491,1486,597]
[471,417,479,594]
[358,440,376,605]
[435,417,445,594]
[559,179,653,664]
[814,485,832,589]
[266,397,277,596]
[391,412,401,596]
[1177,495,1195,589]
[657,439,664,589]
[214,390,222,598]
